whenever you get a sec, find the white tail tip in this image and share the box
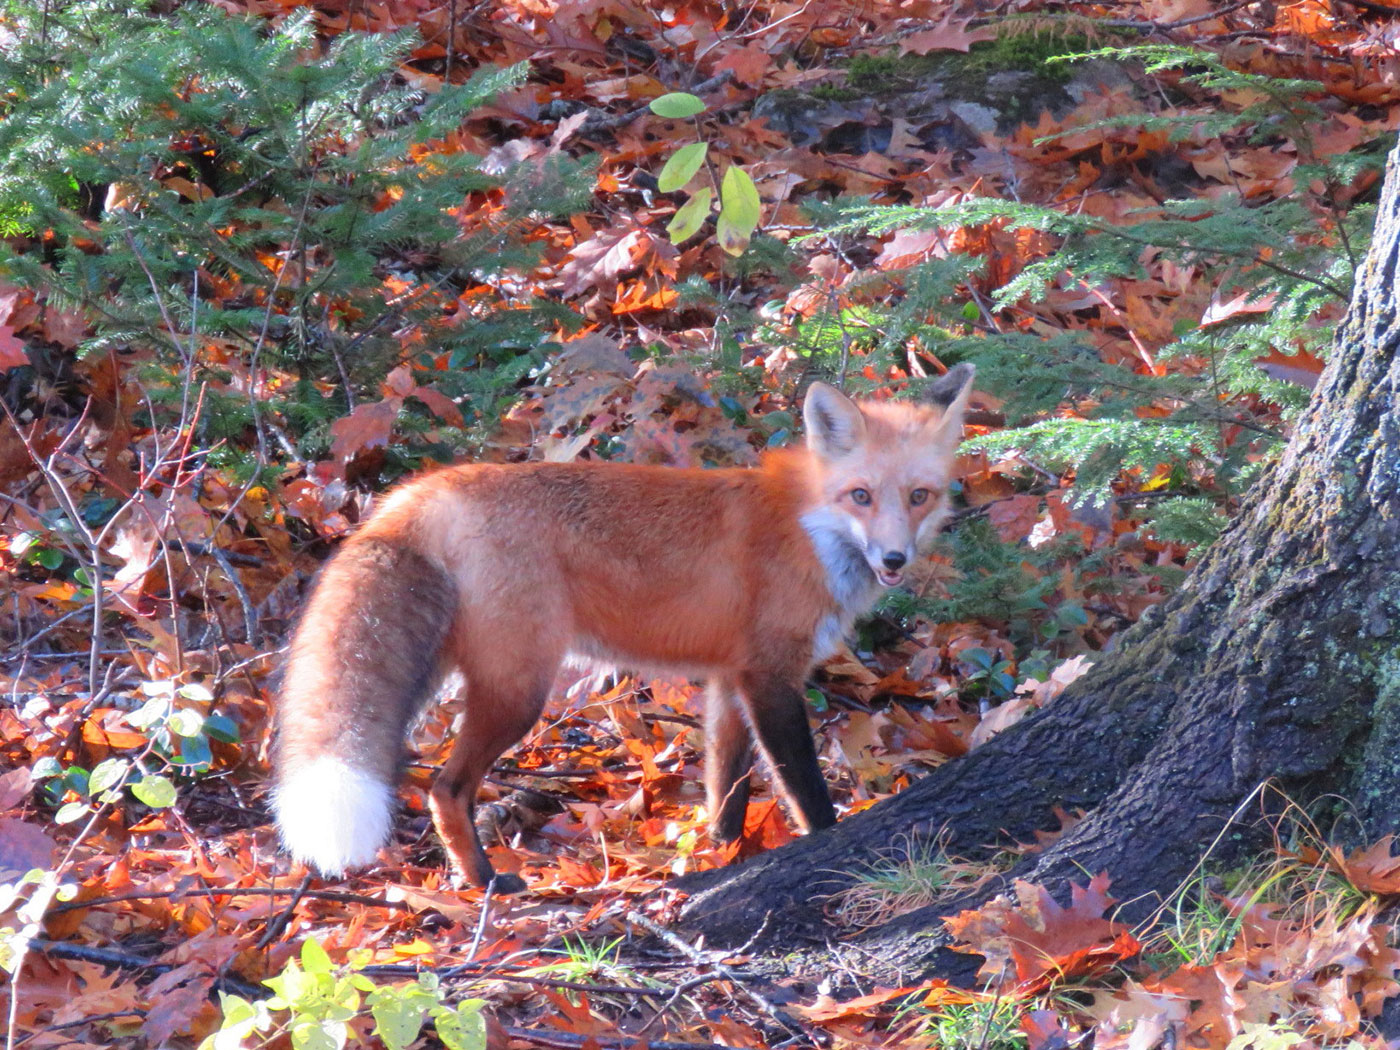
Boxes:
[274,757,393,877]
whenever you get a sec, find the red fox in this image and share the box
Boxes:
[273,365,974,891]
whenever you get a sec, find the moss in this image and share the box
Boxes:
[955,28,1095,84]
[846,52,915,89]
[809,82,862,102]
[815,24,1099,103]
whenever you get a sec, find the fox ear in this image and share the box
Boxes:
[925,364,975,454]
[923,363,976,413]
[804,382,866,458]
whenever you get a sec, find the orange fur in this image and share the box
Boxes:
[273,367,974,891]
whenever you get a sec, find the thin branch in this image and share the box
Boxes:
[580,70,734,135]
[1092,0,1255,31]
[165,540,264,567]
[46,884,413,916]
[11,1011,145,1049]
[256,873,313,949]
[28,938,262,999]
[1336,0,1400,17]
[624,910,823,1046]
[500,1027,730,1050]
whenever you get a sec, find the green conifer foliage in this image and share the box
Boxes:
[0,2,591,466]
[809,46,1383,542]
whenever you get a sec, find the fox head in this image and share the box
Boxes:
[802,364,975,588]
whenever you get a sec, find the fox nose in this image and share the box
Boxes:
[882,551,907,570]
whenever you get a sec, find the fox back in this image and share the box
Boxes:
[273,365,975,890]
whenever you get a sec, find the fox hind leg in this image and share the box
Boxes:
[704,680,754,843]
[428,669,553,893]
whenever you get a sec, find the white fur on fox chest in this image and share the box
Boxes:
[801,507,883,661]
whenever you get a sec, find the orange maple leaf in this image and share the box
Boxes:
[945,873,1141,990]
[1297,835,1400,895]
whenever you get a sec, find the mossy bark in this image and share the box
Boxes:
[670,138,1400,984]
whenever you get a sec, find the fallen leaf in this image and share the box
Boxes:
[0,324,27,370]
[899,18,996,55]
[0,817,56,879]
[945,873,1140,990]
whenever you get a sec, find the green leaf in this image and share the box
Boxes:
[62,767,89,794]
[55,801,89,824]
[717,165,760,256]
[178,682,214,703]
[203,713,241,744]
[37,548,63,570]
[666,187,712,245]
[716,214,748,256]
[372,991,427,1050]
[126,696,169,730]
[720,165,760,227]
[175,734,213,769]
[961,647,994,671]
[130,774,177,808]
[433,1001,488,1050]
[168,708,205,738]
[301,937,333,975]
[88,758,129,795]
[290,1018,343,1050]
[656,142,708,193]
[31,757,61,779]
[216,994,255,1027]
[649,92,705,119]
[201,993,260,1050]
[332,979,360,1012]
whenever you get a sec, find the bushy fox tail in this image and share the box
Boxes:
[272,538,458,876]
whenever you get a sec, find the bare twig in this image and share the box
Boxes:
[47,883,412,916]
[1335,0,1400,17]
[580,70,734,135]
[201,541,261,646]
[466,878,496,963]
[7,749,160,1050]
[624,910,823,1046]
[165,539,264,568]
[11,1011,146,1049]
[2,401,111,698]
[28,938,262,999]
[255,873,314,949]
[500,1027,729,1050]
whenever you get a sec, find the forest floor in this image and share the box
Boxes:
[6,0,1400,1047]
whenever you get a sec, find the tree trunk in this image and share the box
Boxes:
[670,137,1400,985]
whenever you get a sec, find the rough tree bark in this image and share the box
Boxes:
[669,138,1400,985]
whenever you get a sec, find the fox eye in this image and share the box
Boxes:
[850,488,872,506]
[910,488,930,506]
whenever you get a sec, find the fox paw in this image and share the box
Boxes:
[451,869,528,895]
[488,872,527,895]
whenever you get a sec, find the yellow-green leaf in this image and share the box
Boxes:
[717,166,760,256]
[301,938,333,975]
[649,92,705,118]
[131,774,176,808]
[667,187,712,244]
[55,801,88,825]
[657,142,708,193]
[716,213,750,255]
[88,757,129,795]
